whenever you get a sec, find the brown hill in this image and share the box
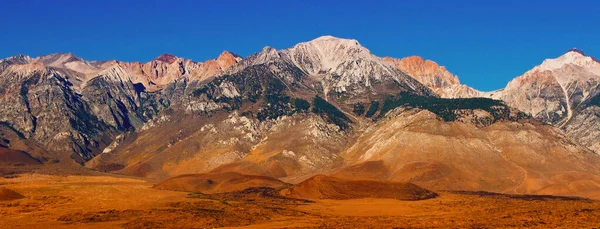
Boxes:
[0,147,41,165]
[0,187,24,201]
[341,108,600,199]
[282,175,437,200]
[154,171,287,194]
[332,160,390,180]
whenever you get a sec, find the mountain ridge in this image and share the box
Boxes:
[1,37,600,199]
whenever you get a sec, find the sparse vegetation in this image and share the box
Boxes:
[0,122,26,139]
[311,96,351,130]
[19,73,41,98]
[191,87,210,98]
[352,103,365,116]
[377,93,527,122]
[365,101,379,118]
[240,110,253,117]
[135,93,162,122]
[256,93,291,121]
[292,98,311,112]
[586,94,600,108]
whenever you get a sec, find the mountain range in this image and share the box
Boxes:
[1,36,600,199]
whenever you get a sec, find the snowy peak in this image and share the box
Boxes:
[495,49,600,129]
[242,36,370,72]
[308,35,363,50]
[312,35,353,41]
[228,35,432,96]
[281,35,375,77]
[280,36,435,94]
[535,49,600,71]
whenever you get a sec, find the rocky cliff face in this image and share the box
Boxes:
[0,65,112,162]
[383,56,481,98]
[0,51,242,162]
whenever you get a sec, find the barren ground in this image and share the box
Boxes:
[1,173,600,229]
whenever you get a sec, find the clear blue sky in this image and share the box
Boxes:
[2,0,599,91]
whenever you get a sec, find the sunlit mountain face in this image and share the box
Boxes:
[2,36,600,229]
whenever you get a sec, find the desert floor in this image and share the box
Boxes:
[1,173,600,229]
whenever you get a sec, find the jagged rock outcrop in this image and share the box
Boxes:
[0,66,112,162]
[0,51,243,162]
[383,56,481,98]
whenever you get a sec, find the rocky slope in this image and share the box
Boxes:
[337,106,600,198]
[0,51,242,162]
[88,36,436,181]
[383,50,600,157]
[383,56,481,98]
[488,49,600,153]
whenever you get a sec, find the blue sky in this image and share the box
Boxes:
[2,0,598,91]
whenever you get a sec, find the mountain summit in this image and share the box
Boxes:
[535,49,600,72]
[236,35,432,98]
[285,35,369,75]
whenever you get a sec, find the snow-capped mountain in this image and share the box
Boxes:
[234,35,434,99]
[488,49,600,153]
[492,49,600,124]
[283,36,408,92]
